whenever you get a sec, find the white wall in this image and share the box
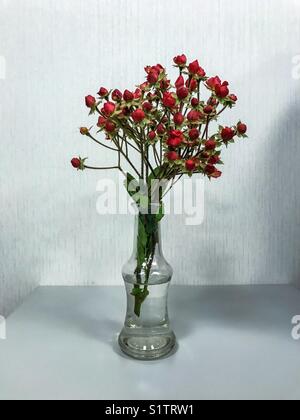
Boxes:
[1,0,300,316]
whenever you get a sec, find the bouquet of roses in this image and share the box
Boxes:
[71,54,247,316]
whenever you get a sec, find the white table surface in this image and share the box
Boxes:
[0,285,300,400]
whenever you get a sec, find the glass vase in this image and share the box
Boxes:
[118,206,176,360]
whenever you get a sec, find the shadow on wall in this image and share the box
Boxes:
[263,99,300,287]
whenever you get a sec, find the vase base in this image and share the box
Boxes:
[118,331,176,360]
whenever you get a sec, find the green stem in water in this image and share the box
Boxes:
[131,211,160,317]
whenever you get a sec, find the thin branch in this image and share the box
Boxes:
[87,133,118,152]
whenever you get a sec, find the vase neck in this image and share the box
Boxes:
[133,211,163,256]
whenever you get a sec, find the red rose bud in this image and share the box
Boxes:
[142,102,153,112]
[188,60,201,74]
[211,170,222,178]
[204,105,213,114]
[208,155,220,164]
[207,96,217,106]
[148,131,156,141]
[197,67,206,78]
[157,124,166,135]
[215,83,229,98]
[237,123,247,134]
[103,102,115,116]
[123,90,134,102]
[206,76,222,89]
[167,136,183,148]
[177,86,189,100]
[191,98,199,107]
[131,109,145,123]
[134,88,142,99]
[71,158,81,169]
[154,64,164,73]
[85,95,96,108]
[221,127,235,141]
[205,164,216,175]
[186,78,198,92]
[229,94,238,102]
[173,54,187,66]
[189,128,200,140]
[166,151,179,161]
[186,159,196,172]
[175,75,185,89]
[98,87,108,97]
[112,89,123,101]
[205,139,217,150]
[163,92,176,108]
[147,70,159,84]
[174,112,184,126]
[105,120,116,133]
[97,116,107,127]
[187,110,201,122]
[169,129,184,138]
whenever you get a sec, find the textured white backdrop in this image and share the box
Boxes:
[0,0,300,316]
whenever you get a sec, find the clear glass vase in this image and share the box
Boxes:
[118,207,176,360]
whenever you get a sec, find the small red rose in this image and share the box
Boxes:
[166,151,179,161]
[211,170,222,178]
[206,76,222,90]
[205,164,216,175]
[97,116,107,127]
[105,120,116,133]
[187,110,201,122]
[163,92,176,108]
[186,159,196,172]
[103,102,115,116]
[123,90,134,102]
[174,112,184,126]
[174,54,187,66]
[229,94,238,102]
[188,60,201,74]
[85,95,96,108]
[147,70,159,84]
[134,88,142,99]
[215,83,229,98]
[203,105,213,114]
[98,87,108,97]
[175,75,185,89]
[191,98,199,108]
[177,86,189,100]
[167,136,183,148]
[208,155,220,165]
[142,102,153,112]
[237,123,247,134]
[189,128,200,140]
[186,78,198,92]
[148,131,156,141]
[71,158,81,169]
[131,109,146,123]
[157,124,166,135]
[221,127,235,141]
[112,89,123,101]
[205,139,217,150]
